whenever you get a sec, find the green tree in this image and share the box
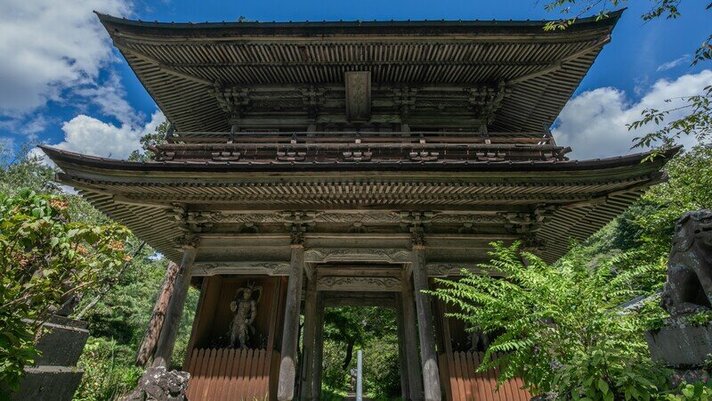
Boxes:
[128,121,170,162]
[321,306,401,399]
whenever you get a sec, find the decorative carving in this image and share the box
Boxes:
[304,248,411,263]
[661,210,712,317]
[185,211,216,232]
[290,224,305,246]
[193,262,291,276]
[393,86,418,118]
[501,205,557,234]
[173,234,199,250]
[399,211,435,225]
[317,276,402,292]
[301,86,325,119]
[410,225,425,248]
[466,81,511,124]
[211,86,250,118]
[317,211,401,224]
[228,282,262,349]
[427,263,454,276]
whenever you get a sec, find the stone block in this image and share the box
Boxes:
[646,324,712,368]
[10,367,84,401]
[10,316,89,401]
[34,316,89,366]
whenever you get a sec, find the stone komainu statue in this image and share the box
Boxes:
[661,210,712,317]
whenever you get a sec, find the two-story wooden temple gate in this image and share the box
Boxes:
[44,9,676,401]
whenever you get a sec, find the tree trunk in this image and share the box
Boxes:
[342,339,355,370]
[135,261,180,366]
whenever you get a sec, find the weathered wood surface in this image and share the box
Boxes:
[185,348,271,401]
[402,272,424,401]
[136,261,180,366]
[277,244,305,401]
[412,246,442,401]
[440,351,531,401]
[152,248,197,368]
[300,277,318,401]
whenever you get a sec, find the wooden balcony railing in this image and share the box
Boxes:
[151,131,570,162]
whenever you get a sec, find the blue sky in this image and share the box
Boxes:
[0,0,710,159]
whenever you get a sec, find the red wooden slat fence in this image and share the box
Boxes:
[440,351,532,401]
[186,348,271,401]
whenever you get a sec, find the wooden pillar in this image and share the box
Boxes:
[152,242,198,368]
[411,229,442,401]
[402,270,424,401]
[278,231,305,401]
[300,273,318,401]
[312,292,325,401]
[395,293,410,401]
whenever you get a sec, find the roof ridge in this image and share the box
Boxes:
[95,9,624,29]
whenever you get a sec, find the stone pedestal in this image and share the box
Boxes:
[11,316,89,401]
[645,323,712,368]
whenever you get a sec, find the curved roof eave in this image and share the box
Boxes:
[39,144,678,176]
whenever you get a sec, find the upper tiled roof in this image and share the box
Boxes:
[98,11,622,133]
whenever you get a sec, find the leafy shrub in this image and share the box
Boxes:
[0,190,130,396]
[73,337,142,401]
[665,381,712,401]
[434,242,670,401]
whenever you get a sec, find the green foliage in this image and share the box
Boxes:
[0,190,131,394]
[0,141,197,400]
[72,337,143,401]
[629,85,712,152]
[434,242,669,400]
[321,306,401,399]
[0,143,55,195]
[681,311,712,327]
[72,253,199,400]
[637,146,712,250]
[128,121,170,162]
[664,381,712,401]
[362,332,401,401]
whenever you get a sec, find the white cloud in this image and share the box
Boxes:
[50,111,165,160]
[552,70,712,160]
[0,0,131,115]
[656,55,690,72]
[73,72,142,126]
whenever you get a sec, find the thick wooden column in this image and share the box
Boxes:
[411,229,442,401]
[402,271,424,401]
[311,293,325,401]
[300,273,318,401]
[278,232,306,401]
[395,293,411,401]
[152,242,198,368]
